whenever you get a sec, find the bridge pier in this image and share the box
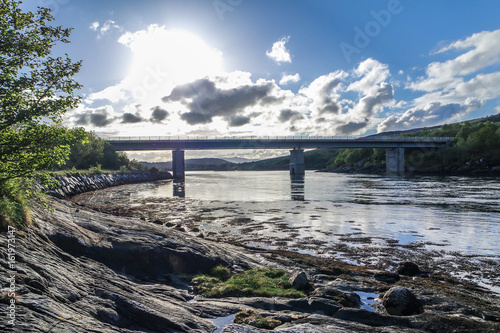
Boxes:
[172,149,185,179]
[386,147,405,176]
[289,148,305,176]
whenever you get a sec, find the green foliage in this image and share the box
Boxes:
[331,148,385,168]
[192,267,306,298]
[128,159,148,171]
[0,0,84,227]
[88,164,102,174]
[65,130,131,170]
[210,265,231,281]
[0,0,84,184]
[0,178,33,230]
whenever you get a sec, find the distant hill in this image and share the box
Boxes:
[142,158,235,171]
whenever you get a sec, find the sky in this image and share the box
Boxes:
[21,0,500,161]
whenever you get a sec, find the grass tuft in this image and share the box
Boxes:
[192,267,306,298]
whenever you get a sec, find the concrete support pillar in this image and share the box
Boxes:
[289,148,305,176]
[172,149,185,179]
[386,147,405,176]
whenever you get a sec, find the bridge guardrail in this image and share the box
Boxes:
[104,136,453,142]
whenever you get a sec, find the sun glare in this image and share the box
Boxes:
[120,26,224,87]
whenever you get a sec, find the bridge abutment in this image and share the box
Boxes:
[289,148,305,176]
[386,147,405,176]
[172,149,185,179]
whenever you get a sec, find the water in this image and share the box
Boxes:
[135,170,500,256]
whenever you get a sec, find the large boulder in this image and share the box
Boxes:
[397,262,421,276]
[381,286,423,316]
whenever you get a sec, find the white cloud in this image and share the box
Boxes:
[90,20,123,39]
[279,73,300,85]
[377,98,481,133]
[266,36,292,63]
[384,29,500,132]
[410,29,500,92]
[347,58,390,95]
[89,21,99,31]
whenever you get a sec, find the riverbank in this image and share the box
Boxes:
[1,197,499,332]
[44,171,172,198]
[318,164,500,176]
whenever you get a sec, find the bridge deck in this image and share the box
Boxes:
[105,136,452,151]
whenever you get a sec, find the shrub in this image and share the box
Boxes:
[0,178,33,230]
[88,164,102,174]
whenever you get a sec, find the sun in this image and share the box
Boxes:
[119,26,224,88]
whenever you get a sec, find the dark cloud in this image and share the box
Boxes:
[228,115,251,127]
[356,82,393,118]
[279,109,304,123]
[180,112,210,125]
[121,112,143,124]
[317,78,343,115]
[335,121,370,134]
[150,106,169,123]
[378,102,471,133]
[163,77,280,126]
[74,108,115,127]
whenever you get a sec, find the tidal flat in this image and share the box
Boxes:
[69,177,500,295]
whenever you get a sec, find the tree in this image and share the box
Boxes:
[0,0,84,183]
[65,130,130,170]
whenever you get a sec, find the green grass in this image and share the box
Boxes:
[192,266,306,298]
[0,178,33,230]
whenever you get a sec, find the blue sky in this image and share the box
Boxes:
[21,0,500,160]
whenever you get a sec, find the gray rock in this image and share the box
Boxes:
[310,287,361,308]
[307,297,341,315]
[374,272,400,284]
[382,286,423,316]
[289,271,309,290]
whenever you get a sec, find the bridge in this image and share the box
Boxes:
[105,136,452,178]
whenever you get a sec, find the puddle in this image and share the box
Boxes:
[209,313,236,333]
[353,291,378,312]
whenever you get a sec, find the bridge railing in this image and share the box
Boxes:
[104,135,453,142]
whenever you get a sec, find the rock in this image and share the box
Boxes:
[310,287,361,308]
[307,297,341,315]
[374,272,400,284]
[381,286,423,316]
[334,308,411,327]
[289,271,309,290]
[397,262,421,276]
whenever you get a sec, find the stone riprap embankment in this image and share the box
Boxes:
[45,172,172,198]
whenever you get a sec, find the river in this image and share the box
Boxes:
[72,170,500,292]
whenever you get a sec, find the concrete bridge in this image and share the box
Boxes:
[106,136,452,178]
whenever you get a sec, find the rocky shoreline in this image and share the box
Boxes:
[43,171,172,198]
[318,164,500,176]
[1,185,499,331]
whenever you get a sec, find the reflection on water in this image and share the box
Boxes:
[290,175,305,201]
[173,181,185,197]
[135,171,500,258]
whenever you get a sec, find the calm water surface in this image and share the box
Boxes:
[135,171,500,257]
